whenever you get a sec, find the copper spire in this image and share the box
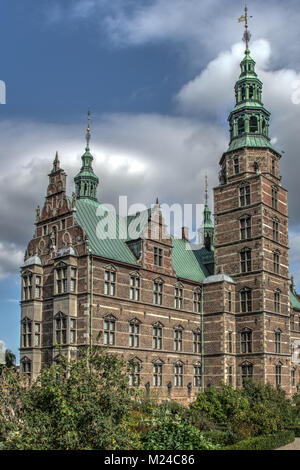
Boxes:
[205,174,208,205]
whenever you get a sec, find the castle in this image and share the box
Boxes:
[20,37,300,401]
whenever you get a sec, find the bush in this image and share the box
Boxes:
[1,347,141,450]
[142,417,218,450]
[202,430,236,446]
[223,430,295,450]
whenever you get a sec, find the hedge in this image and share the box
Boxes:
[222,430,295,450]
[288,426,300,437]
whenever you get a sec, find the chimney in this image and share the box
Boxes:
[181,226,189,241]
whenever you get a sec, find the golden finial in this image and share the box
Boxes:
[238,5,253,51]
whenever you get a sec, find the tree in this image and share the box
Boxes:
[1,347,141,450]
[5,350,16,368]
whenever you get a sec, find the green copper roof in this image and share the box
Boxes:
[290,289,300,310]
[171,237,208,282]
[75,198,138,265]
[226,135,278,154]
[74,198,209,282]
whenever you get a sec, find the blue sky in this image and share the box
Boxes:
[2,0,300,359]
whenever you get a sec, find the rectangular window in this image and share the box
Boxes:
[70,318,76,344]
[292,369,296,387]
[56,267,67,294]
[273,252,280,274]
[152,325,162,350]
[130,275,140,301]
[55,316,67,345]
[154,247,163,266]
[104,319,115,346]
[104,270,116,296]
[153,281,163,305]
[241,364,253,384]
[174,286,183,309]
[153,363,162,386]
[22,320,32,347]
[228,291,232,312]
[193,365,202,387]
[61,219,66,230]
[273,220,279,241]
[234,158,240,175]
[43,225,48,236]
[21,360,31,378]
[34,323,40,347]
[129,322,139,348]
[241,290,252,313]
[193,331,201,353]
[174,364,183,387]
[228,366,233,385]
[193,290,202,313]
[272,187,278,210]
[240,185,250,207]
[240,217,251,240]
[70,268,76,292]
[35,276,42,298]
[174,329,183,352]
[275,332,281,354]
[272,159,276,176]
[241,249,251,273]
[274,291,280,313]
[291,315,295,331]
[275,364,282,388]
[129,362,140,386]
[228,331,233,353]
[241,330,252,353]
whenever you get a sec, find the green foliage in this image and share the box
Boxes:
[190,381,295,438]
[142,415,217,450]
[222,430,295,450]
[241,380,294,435]
[190,384,250,430]
[0,366,27,440]
[202,430,237,446]
[1,347,141,450]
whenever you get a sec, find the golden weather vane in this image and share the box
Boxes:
[238,6,253,50]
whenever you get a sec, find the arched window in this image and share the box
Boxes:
[249,86,254,99]
[262,119,266,135]
[241,87,246,101]
[249,116,258,133]
[238,117,245,135]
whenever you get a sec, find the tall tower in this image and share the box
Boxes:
[74,110,99,201]
[214,9,291,391]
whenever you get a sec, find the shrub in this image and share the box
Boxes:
[202,430,236,446]
[142,417,218,450]
[222,430,295,450]
[1,347,141,450]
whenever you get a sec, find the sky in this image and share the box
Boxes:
[2,0,300,359]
